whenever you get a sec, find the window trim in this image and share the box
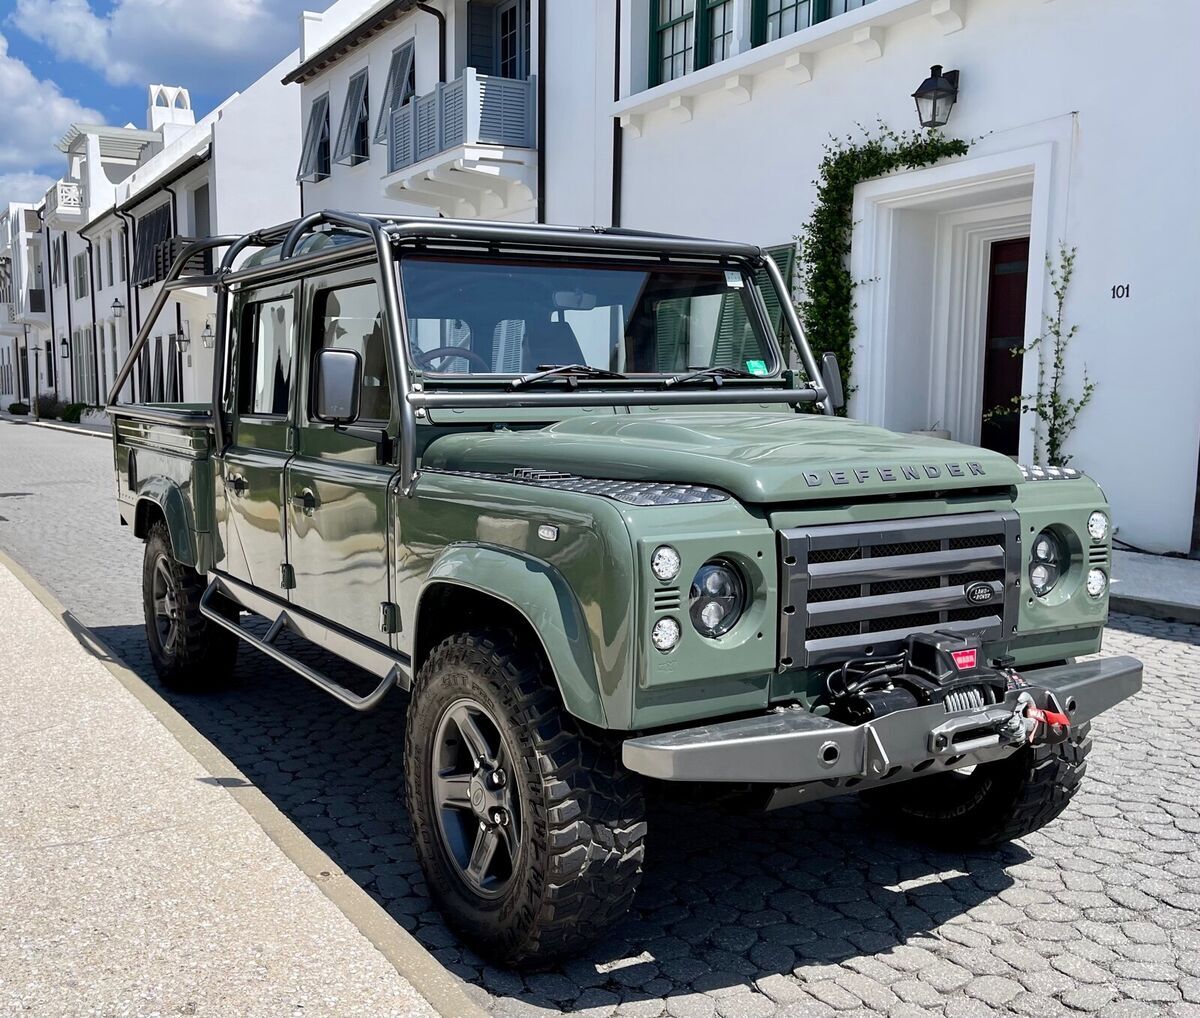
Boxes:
[236,295,297,420]
[751,0,829,45]
[333,69,371,167]
[374,42,416,145]
[307,279,394,426]
[297,93,332,183]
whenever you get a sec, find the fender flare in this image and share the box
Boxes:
[134,479,197,568]
[417,543,607,728]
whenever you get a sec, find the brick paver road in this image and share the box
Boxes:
[1,420,1197,1018]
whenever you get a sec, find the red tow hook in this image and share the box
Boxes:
[1022,703,1071,743]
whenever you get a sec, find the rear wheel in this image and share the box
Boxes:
[405,629,646,966]
[865,724,1091,846]
[142,520,238,691]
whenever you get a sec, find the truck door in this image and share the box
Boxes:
[221,284,297,591]
[285,269,397,641]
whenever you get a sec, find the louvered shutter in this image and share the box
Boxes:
[468,1,497,74]
[297,94,330,182]
[374,42,415,144]
[710,243,796,368]
[655,300,689,372]
[334,71,369,165]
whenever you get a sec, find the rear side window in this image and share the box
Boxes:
[237,298,294,416]
[312,283,392,422]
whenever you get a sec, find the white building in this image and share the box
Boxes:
[0,203,50,410]
[553,0,1197,556]
[288,0,542,220]
[5,59,301,413]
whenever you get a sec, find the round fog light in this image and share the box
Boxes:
[651,545,681,582]
[651,617,681,652]
[1086,568,1108,598]
[1087,511,1109,542]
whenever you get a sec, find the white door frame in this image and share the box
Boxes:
[849,143,1060,462]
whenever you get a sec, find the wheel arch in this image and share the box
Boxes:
[134,480,196,568]
[414,546,608,728]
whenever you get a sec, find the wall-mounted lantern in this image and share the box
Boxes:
[60,337,70,360]
[111,298,125,319]
[200,316,216,349]
[912,65,959,128]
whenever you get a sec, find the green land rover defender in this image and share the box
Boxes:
[107,213,1141,965]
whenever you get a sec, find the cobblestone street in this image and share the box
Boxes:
[1,420,1197,1018]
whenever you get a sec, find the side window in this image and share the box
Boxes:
[237,298,294,416]
[312,283,392,422]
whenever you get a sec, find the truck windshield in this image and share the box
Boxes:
[399,255,780,378]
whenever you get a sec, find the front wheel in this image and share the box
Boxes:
[865,724,1092,846]
[142,520,238,691]
[405,630,646,966]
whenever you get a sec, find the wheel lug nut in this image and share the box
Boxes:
[490,770,506,788]
[491,808,508,826]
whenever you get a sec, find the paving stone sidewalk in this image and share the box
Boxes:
[0,559,436,1018]
[1,420,1198,1018]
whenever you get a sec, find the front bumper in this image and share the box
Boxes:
[622,655,1141,785]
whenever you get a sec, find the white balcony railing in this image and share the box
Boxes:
[48,181,84,218]
[388,69,536,174]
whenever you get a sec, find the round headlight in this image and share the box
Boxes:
[1029,528,1066,597]
[1086,568,1108,598]
[689,560,746,638]
[1087,511,1109,542]
[651,617,681,652]
[651,545,681,583]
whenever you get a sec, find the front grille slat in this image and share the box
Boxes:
[779,511,1020,669]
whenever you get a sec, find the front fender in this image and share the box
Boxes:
[417,543,607,728]
[135,478,197,568]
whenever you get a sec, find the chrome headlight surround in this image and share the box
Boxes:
[689,559,747,638]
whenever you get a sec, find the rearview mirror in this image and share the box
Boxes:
[314,348,361,424]
[820,351,845,412]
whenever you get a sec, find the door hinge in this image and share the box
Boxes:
[280,563,296,590]
[379,601,401,634]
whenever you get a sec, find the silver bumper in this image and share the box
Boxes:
[622,655,1142,784]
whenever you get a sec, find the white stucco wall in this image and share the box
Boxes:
[561,0,1200,552]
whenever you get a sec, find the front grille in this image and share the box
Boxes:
[778,512,1020,669]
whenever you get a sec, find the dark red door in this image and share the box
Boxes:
[980,237,1029,456]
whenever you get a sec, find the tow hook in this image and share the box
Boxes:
[1011,689,1071,746]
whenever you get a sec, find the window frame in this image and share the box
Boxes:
[297,93,332,183]
[751,0,830,45]
[333,69,371,167]
[235,294,298,420]
[306,277,395,426]
[650,0,737,86]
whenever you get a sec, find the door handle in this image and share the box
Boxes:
[290,488,317,515]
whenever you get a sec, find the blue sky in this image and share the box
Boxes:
[0,0,316,208]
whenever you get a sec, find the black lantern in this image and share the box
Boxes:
[60,337,70,360]
[111,298,125,319]
[912,65,959,128]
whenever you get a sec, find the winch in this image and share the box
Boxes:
[823,632,1009,725]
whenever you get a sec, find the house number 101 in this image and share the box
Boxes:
[1112,284,1130,299]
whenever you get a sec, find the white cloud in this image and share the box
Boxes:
[0,171,56,209]
[11,0,309,93]
[0,30,100,201]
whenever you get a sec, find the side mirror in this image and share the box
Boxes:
[820,351,845,412]
[314,348,361,424]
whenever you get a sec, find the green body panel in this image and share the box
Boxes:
[420,413,1023,503]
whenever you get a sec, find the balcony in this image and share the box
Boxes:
[383,69,537,218]
[46,181,85,229]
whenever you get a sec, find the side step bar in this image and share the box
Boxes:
[199,572,409,712]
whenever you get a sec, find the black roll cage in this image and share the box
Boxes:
[106,211,834,497]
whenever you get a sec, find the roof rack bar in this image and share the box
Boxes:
[106,234,240,408]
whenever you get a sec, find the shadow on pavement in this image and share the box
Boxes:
[92,621,1027,1013]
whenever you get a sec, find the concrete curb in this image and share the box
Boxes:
[1111,595,1200,627]
[0,546,488,1018]
[0,417,110,439]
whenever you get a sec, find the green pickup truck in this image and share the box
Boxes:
[107,213,1140,965]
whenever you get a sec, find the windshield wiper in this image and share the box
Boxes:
[510,364,627,389]
[662,365,762,388]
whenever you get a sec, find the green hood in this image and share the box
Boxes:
[422,412,1023,503]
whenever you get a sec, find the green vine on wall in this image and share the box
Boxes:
[992,244,1094,466]
[795,123,970,406]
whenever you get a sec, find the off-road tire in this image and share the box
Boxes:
[405,630,646,966]
[866,724,1091,847]
[142,521,238,691]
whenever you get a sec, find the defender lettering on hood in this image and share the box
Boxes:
[802,461,988,487]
